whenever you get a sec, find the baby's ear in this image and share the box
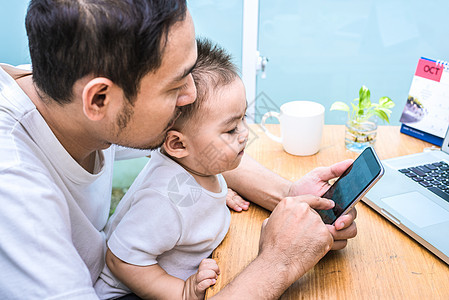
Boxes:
[163,130,189,158]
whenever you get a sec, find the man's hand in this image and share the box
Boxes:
[288,159,358,250]
[258,196,334,284]
[288,159,353,197]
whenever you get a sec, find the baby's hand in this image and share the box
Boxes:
[226,188,250,212]
[183,259,220,300]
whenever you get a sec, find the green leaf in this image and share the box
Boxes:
[330,101,350,112]
[331,85,395,124]
[377,107,392,115]
[358,86,371,110]
[372,110,389,123]
[359,85,370,99]
[357,108,365,116]
[379,97,395,108]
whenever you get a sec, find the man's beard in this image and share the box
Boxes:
[117,100,133,130]
[115,104,181,150]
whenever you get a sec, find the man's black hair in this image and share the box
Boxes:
[25,0,187,104]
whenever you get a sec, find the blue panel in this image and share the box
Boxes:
[188,1,243,70]
[257,0,449,125]
[0,0,30,65]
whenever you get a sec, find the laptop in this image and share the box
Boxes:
[364,127,449,265]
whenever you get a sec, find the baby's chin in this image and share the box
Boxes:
[224,155,245,173]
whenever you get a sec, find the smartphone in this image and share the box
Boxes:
[317,146,384,225]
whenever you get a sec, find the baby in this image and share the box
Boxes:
[94,38,249,299]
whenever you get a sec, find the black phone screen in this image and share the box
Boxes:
[317,147,383,224]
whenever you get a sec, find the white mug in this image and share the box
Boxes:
[260,101,325,156]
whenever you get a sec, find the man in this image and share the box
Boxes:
[0,1,356,299]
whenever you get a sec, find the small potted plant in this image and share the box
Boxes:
[330,85,395,152]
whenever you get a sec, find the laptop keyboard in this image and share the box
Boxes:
[399,161,449,202]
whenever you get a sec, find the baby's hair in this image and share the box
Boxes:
[174,38,240,130]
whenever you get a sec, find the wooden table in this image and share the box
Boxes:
[206,124,449,299]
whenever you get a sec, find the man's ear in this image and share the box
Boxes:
[82,77,114,121]
[164,130,189,159]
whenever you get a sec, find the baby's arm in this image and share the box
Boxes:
[106,249,219,300]
[226,188,250,212]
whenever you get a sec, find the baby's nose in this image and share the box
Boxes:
[238,136,248,144]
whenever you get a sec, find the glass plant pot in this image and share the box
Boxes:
[345,118,377,152]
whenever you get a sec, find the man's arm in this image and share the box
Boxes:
[219,154,358,298]
[223,153,357,249]
[211,196,335,299]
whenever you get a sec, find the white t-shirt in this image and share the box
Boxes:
[0,64,148,299]
[94,149,231,299]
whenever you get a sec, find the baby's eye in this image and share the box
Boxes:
[226,127,238,134]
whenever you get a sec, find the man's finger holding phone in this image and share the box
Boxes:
[319,159,355,182]
[333,208,357,230]
[324,208,358,250]
[327,219,358,250]
[285,195,335,211]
